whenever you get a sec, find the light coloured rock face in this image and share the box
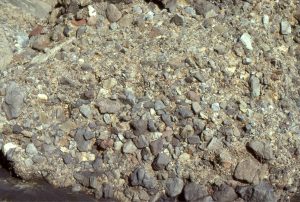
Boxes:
[5,0,54,18]
[0,28,13,70]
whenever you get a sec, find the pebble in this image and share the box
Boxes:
[211,103,220,112]
[212,184,238,202]
[12,124,23,134]
[79,105,92,118]
[26,143,38,155]
[148,119,157,132]
[133,135,149,149]
[192,102,201,114]
[123,140,137,154]
[96,99,122,114]
[130,119,148,136]
[281,20,292,35]
[262,15,269,29]
[250,75,261,97]
[161,113,173,127]
[37,93,48,100]
[240,33,253,51]
[154,100,166,111]
[3,82,26,120]
[106,4,122,23]
[237,182,277,201]
[132,5,142,14]
[109,22,119,30]
[187,135,200,144]
[149,138,164,155]
[176,106,194,119]
[76,26,87,38]
[63,153,74,164]
[184,6,196,16]
[102,183,114,198]
[193,0,219,18]
[181,125,194,138]
[184,182,208,201]
[144,11,154,21]
[165,177,184,197]
[103,114,111,124]
[234,157,261,183]
[247,140,274,161]
[207,137,223,151]
[74,129,93,152]
[31,35,50,51]
[102,78,117,89]
[152,153,170,171]
[171,14,184,26]
[130,167,157,189]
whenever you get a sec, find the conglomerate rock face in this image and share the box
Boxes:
[0,0,300,201]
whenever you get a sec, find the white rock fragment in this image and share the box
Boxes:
[211,103,220,112]
[262,15,269,29]
[2,142,18,156]
[37,93,48,100]
[280,20,291,35]
[144,11,154,21]
[240,33,253,51]
[88,5,97,17]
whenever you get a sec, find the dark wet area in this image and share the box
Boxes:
[0,167,97,202]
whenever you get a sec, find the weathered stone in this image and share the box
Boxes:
[234,158,261,183]
[2,82,26,120]
[106,4,122,23]
[236,182,277,202]
[74,128,93,152]
[130,119,148,136]
[171,14,184,26]
[133,135,149,149]
[281,20,292,35]
[149,138,164,155]
[247,140,273,161]
[187,135,201,144]
[181,125,194,138]
[152,153,170,171]
[193,0,219,18]
[26,143,38,155]
[165,178,184,197]
[212,184,238,202]
[96,99,122,114]
[184,182,208,201]
[31,35,50,51]
[130,167,157,189]
[154,100,166,111]
[176,106,193,119]
[123,140,137,154]
[250,75,261,97]
[240,33,253,51]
